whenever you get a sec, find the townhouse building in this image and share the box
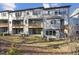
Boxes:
[0,5,70,39]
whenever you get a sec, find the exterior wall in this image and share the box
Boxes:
[0,6,70,39]
[0,12,9,33]
[24,18,29,35]
[9,13,12,34]
[43,18,61,29]
[69,17,79,37]
[42,7,69,39]
[43,17,64,39]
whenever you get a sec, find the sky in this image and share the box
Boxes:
[0,3,78,25]
[0,3,79,14]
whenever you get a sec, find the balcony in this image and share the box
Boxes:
[44,24,61,29]
[14,17,24,20]
[0,15,8,20]
[43,14,63,19]
[12,24,24,28]
[0,23,8,27]
[12,20,24,28]
[27,15,43,19]
[29,23,43,28]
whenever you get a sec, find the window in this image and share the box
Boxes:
[33,9,41,15]
[46,31,49,35]
[62,11,66,14]
[76,31,79,35]
[60,19,63,25]
[59,10,62,15]
[27,12,29,15]
[1,12,6,16]
[30,29,42,34]
[62,8,67,15]
[51,20,53,24]
[55,11,58,15]
[48,11,50,15]
[49,31,52,35]
[51,20,56,24]
[15,12,22,17]
[54,9,67,15]
[46,30,56,36]
[25,20,27,24]
[49,11,54,15]
[53,30,56,36]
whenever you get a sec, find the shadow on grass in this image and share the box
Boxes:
[47,42,69,49]
[26,39,65,44]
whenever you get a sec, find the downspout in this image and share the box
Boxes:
[68,6,70,40]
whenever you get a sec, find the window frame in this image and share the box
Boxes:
[46,30,56,36]
[1,12,7,16]
[51,19,56,24]
[15,12,22,17]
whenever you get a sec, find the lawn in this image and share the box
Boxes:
[0,35,79,54]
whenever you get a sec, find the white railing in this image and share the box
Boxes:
[0,23,8,27]
[0,16,8,20]
[29,23,43,28]
[27,15,43,19]
[44,25,61,29]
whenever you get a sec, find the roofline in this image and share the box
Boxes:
[0,5,71,13]
[11,7,44,12]
[43,5,71,10]
[70,12,79,18]
[11,5,71,12]
[0,10,12,13]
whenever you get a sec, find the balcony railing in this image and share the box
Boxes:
[0,23,8,27]
[14,17,24,20]
[44,25,61,29]
[0,16,8,20]
[29,23,43,28]
[27,14,43,19]
[12,24,24,28]
[43,14,63,19]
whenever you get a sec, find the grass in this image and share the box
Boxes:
[0,35,70,48]
[0,36,24,43]
[0,35,79,54]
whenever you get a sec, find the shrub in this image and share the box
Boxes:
[6,47,17,55]
[6,43,17,55]
[0,32,3,36]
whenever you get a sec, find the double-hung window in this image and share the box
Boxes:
[51,19,56,24]
[15,12,22,17]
